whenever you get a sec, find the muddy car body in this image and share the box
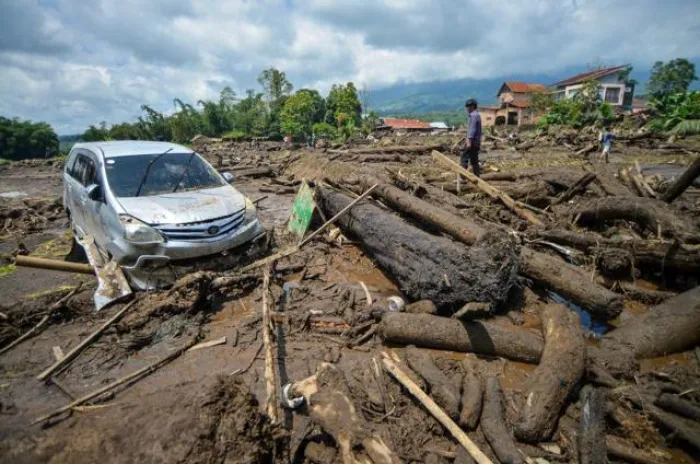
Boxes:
[63,141,264,287]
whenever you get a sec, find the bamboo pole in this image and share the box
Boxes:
[15,255,95,275]
[431,151,543,226]
[300,184,378,247]
[381,352,494,464]
[262,266,280,423]
[36,299,138,381]
[33,338,196,425]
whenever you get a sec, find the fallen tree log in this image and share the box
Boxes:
[361,179,486,245]
[606,436,666,464]
[405,346,460,420]
[520,248,623,320]
[234,166,275,178]
[328,144,445,156]
[432,151,544,226]
[458,358,483,430]
[536,229,700,274]
[661,157,700,203]
[380,312,543,364]
[317,188,519,310]
[575,143,597,157]
[571,196,698,242]
[481,377,524,464]
[552,173,596,205]
[590,165,636,197]
[289,363,399,464]
[594,285,700,376]
[514,304,585,442]
[655,393,700,421]
[578,386,607,464]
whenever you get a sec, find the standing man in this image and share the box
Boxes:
[463,98,482,176]
[599,127,614,163]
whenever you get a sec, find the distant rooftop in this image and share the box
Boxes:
[381,118,432,130]
[500,82,546,94]
[73,141,192,157]
[553,65,629,87]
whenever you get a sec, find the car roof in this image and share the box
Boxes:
[73,141,193,158]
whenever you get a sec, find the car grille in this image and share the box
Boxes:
[155,209,245,241]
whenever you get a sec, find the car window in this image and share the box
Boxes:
[72,154,97,187]
[104,153,224,197]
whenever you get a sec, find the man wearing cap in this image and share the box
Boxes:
[462,98,482,176]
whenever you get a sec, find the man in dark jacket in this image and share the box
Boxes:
[462,98,482,176]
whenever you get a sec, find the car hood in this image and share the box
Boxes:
[116,185,246,225]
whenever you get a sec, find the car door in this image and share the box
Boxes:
[67,152,90,236]
[80,151,110,248]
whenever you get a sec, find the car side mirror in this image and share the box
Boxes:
[222,172,234,183]
[86,184,103,202]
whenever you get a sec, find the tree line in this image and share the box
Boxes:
[79,67,375,145]
[0,117,59,161]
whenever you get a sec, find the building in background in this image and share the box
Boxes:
[376,118,433,134]
[481,82,546,127]
[551,64,635,109]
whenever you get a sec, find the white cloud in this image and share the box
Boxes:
[0,0,698,132]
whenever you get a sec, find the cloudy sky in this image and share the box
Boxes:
[1,0,699,134]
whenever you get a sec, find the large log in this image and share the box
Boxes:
[571,196,697,242]
[519,248,623,320]
[661,157,700,203]
[552,173,597,205]
[405,346,461,420]
[432,151,544,226]
[481,377,524,464]
[537,229,700,274]
[606,436,666,464]
[317,188,519,310]
[602,285,700,360]
[361,179,486,245]
[578,386,607,464]
[379,312,543,364]
[514,304,585,442]
[656,393,700,421]
[458,358,483,430]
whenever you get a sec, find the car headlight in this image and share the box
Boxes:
[119,215,165,243]
[244,197,257,221]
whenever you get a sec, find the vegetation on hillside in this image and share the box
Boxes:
[0,117,59,161]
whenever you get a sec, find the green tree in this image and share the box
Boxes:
[325,83,362,127]
[109,122,143,140]
[257,67,293,103]
[648,59,698,99]
[140,105,172,141]
[311,122,337,140]
[81,121,110,142]
[0,117,59,160]
[280,90,322,140]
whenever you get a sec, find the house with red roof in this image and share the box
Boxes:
[376,118,433,133]
[480,82,547,127]
[552,64,634,108]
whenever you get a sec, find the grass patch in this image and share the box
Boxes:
[0,158,11,167]
[31,230,74,259]
[25,284,77,300]
[0,264,16,278]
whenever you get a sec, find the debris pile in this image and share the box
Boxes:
[1,132,700,463]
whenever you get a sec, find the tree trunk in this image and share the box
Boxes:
[571,196,697,242]
[317,188,519,310]
[578,386,607,464]
[519,248,623,320]
[661,157,700,203]
[537,229,700,274]
[379,312,543,364]
[514,304,585,442]
[405,346,461,420]
[602,285,700,360]
[361,179,486,245]
[655,393,700,421]
[481,377,524,464]
[590,164,636,197]
[459,358,483,431]
[606,436,666,464]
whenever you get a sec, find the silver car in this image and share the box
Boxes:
[63,141,264,288]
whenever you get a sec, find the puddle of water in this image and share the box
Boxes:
[547,291,611,335]
[0,191,28,198]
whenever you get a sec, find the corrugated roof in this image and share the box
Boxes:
[503,82,546,93]
[553,65,629,87]
[430,122,449,129]
[382,118,433,129]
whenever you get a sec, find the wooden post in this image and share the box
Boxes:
[431,150,543,226]
[381,352,494,464]
[15,255,95,275]
[262,266,280,423]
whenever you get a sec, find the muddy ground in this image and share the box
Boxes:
[1,131,699,463]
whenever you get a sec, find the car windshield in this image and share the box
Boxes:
[104,152,225,198]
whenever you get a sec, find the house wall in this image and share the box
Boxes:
[561,73,627,106]
[481,109,499,127]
